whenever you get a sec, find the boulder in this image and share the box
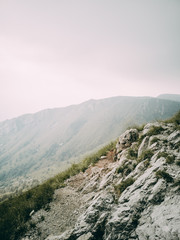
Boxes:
[116,129,139,153]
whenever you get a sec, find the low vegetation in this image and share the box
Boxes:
[176,160,180,166]
[114,177,135,196]
[157,152,175,164]
[147,126,164,136]
[165,110,180,126]
[127,148,138,159]
[0,141,116,240]
[138,149,154,162]
[156,170,174,183]
[150,137,159,145]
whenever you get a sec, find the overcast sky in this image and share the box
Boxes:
[0,0,180,121]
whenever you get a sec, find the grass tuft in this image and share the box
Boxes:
[156,170,174,183]
[114,177,135,196]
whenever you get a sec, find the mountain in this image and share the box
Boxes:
[0,111,180,240]
[158,93,180,102]
[18,112,180,240]
[0,96,180,197]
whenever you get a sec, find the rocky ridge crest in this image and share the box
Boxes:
[23,121,180,240]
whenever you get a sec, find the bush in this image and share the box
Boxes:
[156,170,174,183]
[116,164,132,176]
[114,177,135,196]
[127,148,138,159]
[157,152,168,159]
[147,126,164,136]
[176,160,180,166]
[138,150,154,162]
[150,137,159,145]
[166,155,175,164]
[157,152,175,164]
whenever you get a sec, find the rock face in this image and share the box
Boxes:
[116,129,139,153]
[22,121,180,240]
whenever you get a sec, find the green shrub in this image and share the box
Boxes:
[157,152,168,159]
[166,155,175,164]
[127,148,138,159]
[174,142,180,149]
[147,126,164,136]
[150,137,159,145]
[114,177,135,196]
[116,165,126,174]
[157,152,175,164]
[176,160,180,166]
[156,170,174,183]
[144,159,150,168]
[138,150,154,162]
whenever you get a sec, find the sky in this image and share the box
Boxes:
[0,0,180,121]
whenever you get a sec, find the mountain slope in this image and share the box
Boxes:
[20,111,180,240]
[0,96,180,195]
[158,93,180,102]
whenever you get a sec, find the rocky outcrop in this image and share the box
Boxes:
[22,121,180,240]
[116,129,139,153]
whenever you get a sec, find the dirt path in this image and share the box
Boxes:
[22,186,86,240]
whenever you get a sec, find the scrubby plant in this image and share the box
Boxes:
[116,165,126,174]
[147,126,164,136]
[150,137,159,145]
[176,160,180,166]
[157,152,175,164]
[166,155,175,164]
[114,177,135,196]
[116,164,131,176]
[157,152,168,159]
[127,148,138,159]
[156,170,174,183]
[138,149,154,162]
[174,141,180,150]
[144,159,151,168]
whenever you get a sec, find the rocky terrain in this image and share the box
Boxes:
[22,120,180,240]
[1,95,180,200]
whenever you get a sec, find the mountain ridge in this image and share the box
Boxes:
[0,95,180,198]
[19,111,180,240]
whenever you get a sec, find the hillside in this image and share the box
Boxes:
[158,94,180,102]
[0,111,180,240]
[19,111,179,240]
[0,96,180,198]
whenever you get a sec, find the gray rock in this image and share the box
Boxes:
[25,121,180,240]
[138,136,149,157]
[116,129,139,153]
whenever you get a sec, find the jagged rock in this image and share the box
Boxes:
[116,129,139,153]
[77,232,93,240]
[22,120,180,240]
[138,136,149,157]
[168,130,180,142]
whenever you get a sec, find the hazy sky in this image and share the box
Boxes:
[0,0,180,121]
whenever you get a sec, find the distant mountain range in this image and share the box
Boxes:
[158,93,180,102]
[0,95,180,194]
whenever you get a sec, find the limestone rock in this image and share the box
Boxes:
[22,120,180,240]
[116,129,139,153]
